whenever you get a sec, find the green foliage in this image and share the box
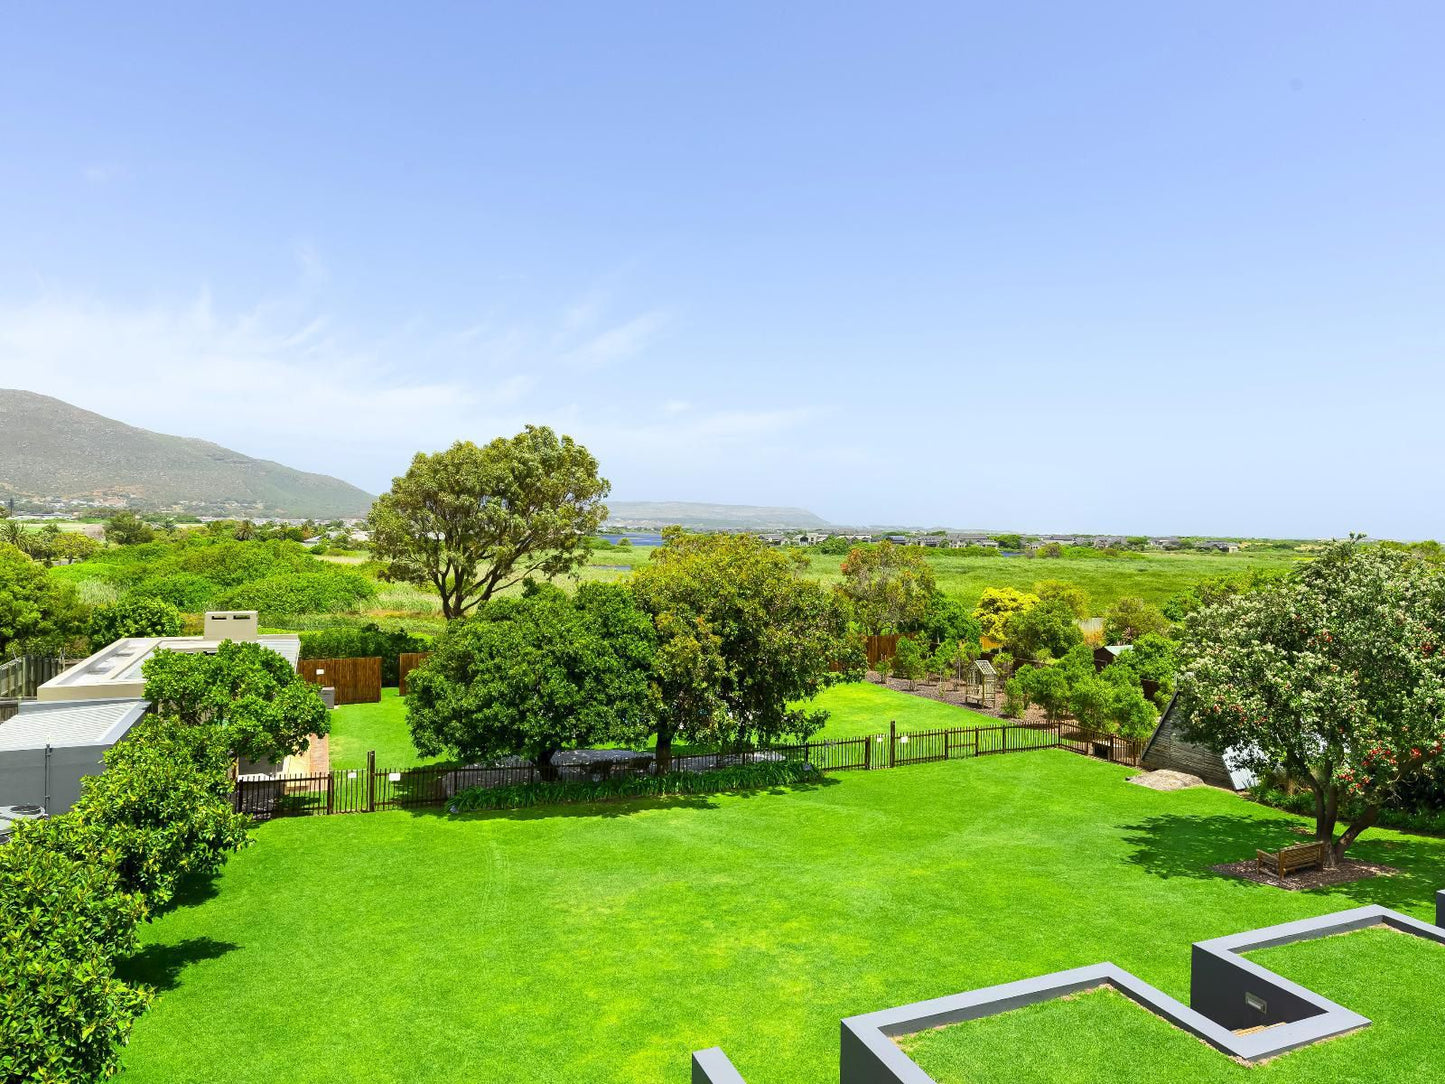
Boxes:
[0,543,84,657]
[837,542,938,635]
[1102,596,1171,643]
[298,624,429,686]
[217,570,374,615]
[1178,538,1445,861]
[103,511,156,545]
[447,759,818,812]
[0,818,152,1084]
[991,534,1023,550]
[51,531,101,564]
[369,428,610,619]
[891,636,927,687]
[143,640,329,764]
[1032,579,1090,619]
[918,592,982,649]
[71,715,251,910]
[406,582,655,771]
[1161,567,1288,622]
[928,640,962,684]
[631,532,851,752]
[1004,598,1083,660]
[811,535,853,556]
[973,587,1038,643]
[134,571,221,611]
[87,595,183,651]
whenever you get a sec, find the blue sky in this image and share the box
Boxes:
[1,3,1442,537]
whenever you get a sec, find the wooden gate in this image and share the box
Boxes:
[296,657,382,705]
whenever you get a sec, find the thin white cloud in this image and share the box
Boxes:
[563,311,668,369]
[662,399,691,414]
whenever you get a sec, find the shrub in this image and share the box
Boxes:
[891,636,927,688]
[0,817,151,1083]
[299,624,429,686]
[72,715,251,910]
[87,595,183,651]
[449,759,817,812]
[144,640,329,764]
[218,571,375,615]
[133,571,222,611]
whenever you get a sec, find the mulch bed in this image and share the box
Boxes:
[1211,857,1398,891]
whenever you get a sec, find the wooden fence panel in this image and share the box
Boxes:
[296,657,382,705]
[398,652,432,696]
[864,635,899,668]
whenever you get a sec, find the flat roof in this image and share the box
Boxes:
[0,698,149,751]
[38,634,301,700]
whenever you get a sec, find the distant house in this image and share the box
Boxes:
[1197,540,1241,553]
[1148,537,1182,550]
[945,533,998,548]
[1026,536,1079,551]
[1091,536,1127,549]
[885,535,909,545]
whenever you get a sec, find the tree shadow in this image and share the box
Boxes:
[143,870,223,920]
[402,773,841,822]
[117,937,239,992]
[1121,811,1445,915]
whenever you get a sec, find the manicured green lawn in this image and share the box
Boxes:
[328,689,443,769]
[808,681,1000,740]
[119,752,1445,1083]
[899,925,1445,1083]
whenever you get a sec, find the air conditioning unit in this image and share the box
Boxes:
[0,804,48,845]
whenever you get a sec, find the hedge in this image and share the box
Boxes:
[448,759,817,813]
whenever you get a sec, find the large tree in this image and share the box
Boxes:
[0,543,84,657]
[406,582,655,775]
[142,640,329,764]
[631,531,852,766]
[368,428,610,620]
[973,586,1039,644]
[1178,539,1445,865]
[837,541,936,635]
[1103,596,1171,644]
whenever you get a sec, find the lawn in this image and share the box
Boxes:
[118,752,1445,1083]
[327,689,444,769]
[807,681,1000,740]
[899,926,1445,1083]
[325,682,1001,768]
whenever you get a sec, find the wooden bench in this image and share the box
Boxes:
[1256,841,1328,878]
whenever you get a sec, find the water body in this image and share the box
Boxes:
[599,532,664,546]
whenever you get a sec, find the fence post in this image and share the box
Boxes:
[974,727,980,758]
[325,771,334,815]
[863,735,871,771]
[367,749,376,813]
[889,720,896,769]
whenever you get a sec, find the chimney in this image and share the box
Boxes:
[204,611,260,642]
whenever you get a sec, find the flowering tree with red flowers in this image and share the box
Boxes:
[1177,537,1445,865]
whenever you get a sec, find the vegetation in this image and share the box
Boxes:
[143,640,329,764]
[0,542,84,656]
[87,595,183,651]
[368,428,610,619]
[449,760,818,811]
[1178,538,1445,865]
[1102,595,1172,643]
[297,624,429,686]
[116,753,1445,1084]
[1006,645,1158,740]
[973,586,1038,643]
[837,541,936,634]
[631,531,853,766]
[1003,598,1083,660]
[406,583,655,775]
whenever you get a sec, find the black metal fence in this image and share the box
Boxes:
[233,720,1141,821]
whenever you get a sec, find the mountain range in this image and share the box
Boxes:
[0,390,374,519]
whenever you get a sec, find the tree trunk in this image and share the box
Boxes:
[535,747,560,782]
[1311,782,1340,867]
[1333,805,1380,865]
[655,728,674,776]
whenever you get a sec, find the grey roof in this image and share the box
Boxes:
[1100,644,1133,657]
[972,659,996,677]
[0,699,149,751]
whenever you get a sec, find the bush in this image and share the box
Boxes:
[218,571,375,615]
[72,715,251,909]
[891,636,926,688]
[87,595,183,651]
[134,571,222,611]
[449,759,817,812]
[299,624,429,686]
[0,818,152,1084]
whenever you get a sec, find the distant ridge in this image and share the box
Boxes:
[0,389,373,518]
[605,500,827,530]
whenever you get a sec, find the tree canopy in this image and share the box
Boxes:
[1102,596,1171,643]
[631,531,852,759]
[142,640,329,764]
[87,596,183,652]
[973,586,1038,644]
[406,582,655,772]
[0,543,84,657]
[1004,598,1084,660]
[368,428,610,620]
[837,542,937,635]
[1177,538,1445,863]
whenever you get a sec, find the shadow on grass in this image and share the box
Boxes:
[402,773,842,822]
[117,937,239,992]
[1122,811,1445,915]
[144,870,223,919]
